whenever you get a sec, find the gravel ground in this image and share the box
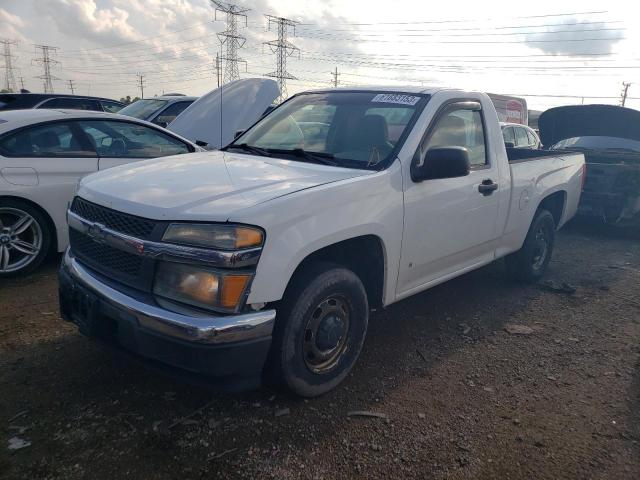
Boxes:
[1,220,639,479]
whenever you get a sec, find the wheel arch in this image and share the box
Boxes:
[536,190,567,228]
[282,234,387,310]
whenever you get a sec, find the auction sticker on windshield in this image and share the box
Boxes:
[371,94,421,106]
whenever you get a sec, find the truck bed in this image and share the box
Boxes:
[505,147,569,163]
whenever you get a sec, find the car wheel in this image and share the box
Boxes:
[0,200,52,277]
[506,209,555,283]
[266,263,369,397]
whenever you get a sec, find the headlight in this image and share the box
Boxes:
[153,261,252,312]
[163,223,263,250]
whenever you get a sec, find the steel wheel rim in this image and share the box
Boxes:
[0,208,43,273]
[303,295,351,374]
[531,225,549,271]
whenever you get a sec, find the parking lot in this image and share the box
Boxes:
[0,220,638,479]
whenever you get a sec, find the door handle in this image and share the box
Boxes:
[478,179,498,196]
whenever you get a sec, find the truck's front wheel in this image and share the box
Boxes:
[506,209,556,283]
[266,263,369,397]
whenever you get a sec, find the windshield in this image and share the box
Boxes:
[229,91,428,169]
[551,136,640,153]
[118,99,168,120]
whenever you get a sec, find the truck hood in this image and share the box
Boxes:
[78,150,371,221]
[167,78,279,149]
[539,104,640,147]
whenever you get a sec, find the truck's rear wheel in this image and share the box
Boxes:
[266,263,369,397]
[506,209,555,283]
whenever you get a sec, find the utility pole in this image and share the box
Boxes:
[211,1,249,84]
[67,79,75,95]
[33,44,59,93]
[620,81,631,107]
[214,53,222,87]
[19,76,25,90]
[264,15,299,103]
[137,74,145,98]
[1,39,18,92]
[331,66,340,88]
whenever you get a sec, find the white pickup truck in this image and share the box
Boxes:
[59,87,585,396]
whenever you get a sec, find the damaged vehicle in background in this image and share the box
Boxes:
[541,104,640,225]
[60,87,585,397]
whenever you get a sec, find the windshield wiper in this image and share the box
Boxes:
[268,148,337,166]
[224,143,271,157]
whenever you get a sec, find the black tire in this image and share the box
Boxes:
[0,199,52,278]
[506,209,555,283]
[266,262,369,397]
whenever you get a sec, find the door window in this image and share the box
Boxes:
[426,107,487,166]
[0,122,96,157]
[39,97,101,111]
[153,101,193,126]
[514,127,529,147]
[502,126,515,145]
[526,129,537,146]
[77,120,191,158]
[100,101,124,113]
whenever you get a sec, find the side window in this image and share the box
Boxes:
[39,98,101,111]
[426,107,487,166]
[0,122,95,157]
[101,101,124,113]
[515,127,529,147]
[153,101,193,126]
[502,127,515,145]
[526,129,537,146]
[77,120,191,158]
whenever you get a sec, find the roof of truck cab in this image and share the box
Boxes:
[302,85,449,95]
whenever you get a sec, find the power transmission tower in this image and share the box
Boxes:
[211,1,249,84]
[1,39,18,92]
[264,15,299,103]
[137,74,145,98]
[331,66,340,88]
[33,44,59,93]
[620,81,631,107]
[67,79,75,95]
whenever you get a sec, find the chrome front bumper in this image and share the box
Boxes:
[60,249,276,345]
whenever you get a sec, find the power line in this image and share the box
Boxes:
[212,1,249,84]
[264,15,299,103]
[1,39,18,92]
[33,44,60,93]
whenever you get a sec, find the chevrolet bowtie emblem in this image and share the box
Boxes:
[87,222,107,243]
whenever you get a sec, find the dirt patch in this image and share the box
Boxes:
[1,220,639,479]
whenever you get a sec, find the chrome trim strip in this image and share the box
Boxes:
[67,210,261,268]
[63,250,275,344]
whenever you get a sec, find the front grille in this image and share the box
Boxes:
[70,197,156,239]
[70,229,143,278]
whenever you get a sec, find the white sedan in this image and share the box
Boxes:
[0,109,199,276]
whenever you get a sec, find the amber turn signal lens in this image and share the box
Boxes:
[235,228,264,249]
[220,274,251,308]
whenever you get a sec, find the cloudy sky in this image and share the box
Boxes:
[2,0,639,110]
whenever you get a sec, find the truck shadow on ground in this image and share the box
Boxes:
[1,223,638,478]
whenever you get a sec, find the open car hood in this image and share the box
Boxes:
[538,104,640,147]
[167,78,279,149]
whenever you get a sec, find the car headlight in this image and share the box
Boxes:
[153,261,252,312]
[163,223,264,250]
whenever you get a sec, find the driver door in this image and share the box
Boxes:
[397,99,501,297]
[74,119,193,170]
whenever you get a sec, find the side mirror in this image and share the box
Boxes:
[155,121,168,128]
[504,141,515,148]
[195,139,208,147]
[411,147,470,182]
[234,129,245,139]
